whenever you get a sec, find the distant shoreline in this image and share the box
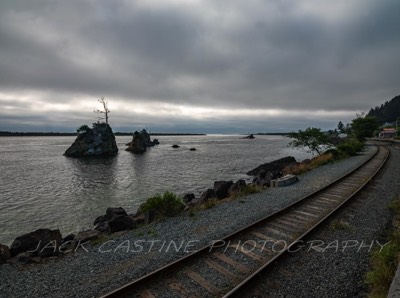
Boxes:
[0,131,288,137]
[0,131,206,137]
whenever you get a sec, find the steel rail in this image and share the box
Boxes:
[100,144,389,298]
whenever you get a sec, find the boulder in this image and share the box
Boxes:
[183,193,196,204]
[62,234,76,243]
[94,207,127,226]
[0,244,10,264]
[108,215,136,233]
[94,207,136,233]
[189,148,196,151]
[106,207,128,220]
[200,189,215,201]
[94,221,110,233]
[94,207,130,233]
[94,215,107,226]
[10,229,62,257]
[10,252,41,265]
[247,156,297,176]
[213,181,234,199]
[76,230,100,242]
[229,179,247,194]
[253,177,270,187]
[172,145,180,148]
[64,123,118,157]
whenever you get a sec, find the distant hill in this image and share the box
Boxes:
[367,95,400,124]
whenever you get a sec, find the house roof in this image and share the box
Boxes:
[382,128,396,133]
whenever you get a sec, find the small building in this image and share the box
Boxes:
[379,128,397,139]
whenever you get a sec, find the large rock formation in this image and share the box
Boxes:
[64,123,118,157]
[126,129,159,153]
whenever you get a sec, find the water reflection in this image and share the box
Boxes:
[65,155,119,220]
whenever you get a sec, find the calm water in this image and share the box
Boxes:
[0,135,312,244]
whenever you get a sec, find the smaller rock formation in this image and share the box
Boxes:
[247,156,297,176]
[183,193,196,204]
[64,123,118,157]
[172,144,180,148]
[228,179,247,195]
[94,207,137,233]
[200,189,215,201]
[213,181,234,199]
[189,148,196,151]
[242,134,255,139]
[126,129,159,153]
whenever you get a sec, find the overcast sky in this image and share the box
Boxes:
[0,0,399,133]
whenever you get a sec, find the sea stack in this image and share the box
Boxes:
[64,123,118,157]
[126,129,159,154]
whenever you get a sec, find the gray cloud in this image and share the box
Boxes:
[0,0,399,132]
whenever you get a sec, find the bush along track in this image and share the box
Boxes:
[366,197,400,297]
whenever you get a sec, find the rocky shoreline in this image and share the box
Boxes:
[0,154,299,265]
[0,146,379,297]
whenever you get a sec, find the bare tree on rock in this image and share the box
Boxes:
[94,97,110,124]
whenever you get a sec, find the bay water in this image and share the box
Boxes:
[0,135,312,244]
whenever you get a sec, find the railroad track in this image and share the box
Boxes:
[101,145,389,298]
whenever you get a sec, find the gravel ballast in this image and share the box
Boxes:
[1,144,393,298]
[235,144,400,298]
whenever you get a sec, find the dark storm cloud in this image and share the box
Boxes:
[0,0,399,132]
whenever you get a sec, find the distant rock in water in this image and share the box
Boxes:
[126,129,159,154]
[64,123,118,157]
[172,144,180,148]
[242,134,255,139]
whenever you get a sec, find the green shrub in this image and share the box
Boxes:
[337,139,364,156]
[366,241,400,297]
[77,124,90,134]
[310,152,334,167]
[139,191,184,218]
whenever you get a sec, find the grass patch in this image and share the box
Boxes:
[230,184,262,200]
[284,153,335,175]
[138,191,184,218]
[365,198,400,297]
[310,152,334,167]
[201,198,218,209]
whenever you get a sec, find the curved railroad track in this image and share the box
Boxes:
[101,144,389,298]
